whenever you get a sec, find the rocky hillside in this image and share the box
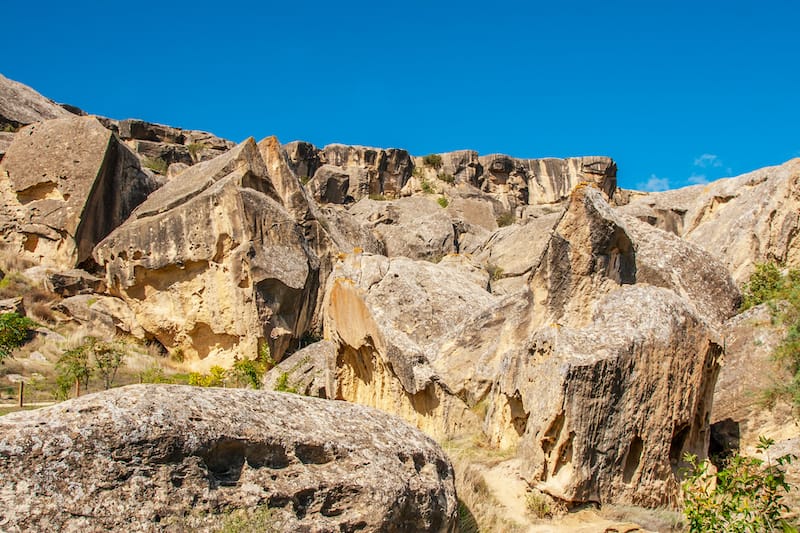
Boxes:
[0,74,798,531]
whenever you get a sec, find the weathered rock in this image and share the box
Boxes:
[0,116,161,268]
[0,131,14,161]
[618,158,800,282]
[263,340,337,397]
[0,296,24,315]
[283,140,322,181]
[166,162,190,178]
[45,268,105,297]
[0,385,458,533]
[118,119,185,144]
[488,285,721,506]
[93,139,319,366]
[308,164,351,204]
[56,294,144,339]
[322,253,497,437]
[0,73,73,129]
[126,139,194,167]
[349,197,457,261]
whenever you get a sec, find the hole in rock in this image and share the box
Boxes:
[623,435,644,484]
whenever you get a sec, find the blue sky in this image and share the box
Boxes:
[3,1,798,190]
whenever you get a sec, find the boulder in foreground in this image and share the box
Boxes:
[0,384,458,532]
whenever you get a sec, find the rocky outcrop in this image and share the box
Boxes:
[618,158,800,282]
[94,138,319,366]
[0,72,74,130]
[263,340,337,397]
[349,197,457,261]
[317,187,728,507]
[0,385,458,533]
[0,116,161,268]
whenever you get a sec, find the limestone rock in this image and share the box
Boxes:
[263,340,337,397]
[45,268,105,297]
[349,197,457,261]
[93,139,319,366]
[0,131,14,161]
[56,294,144,339]
[283,140,322,182]
[118,119,186,144]
[0,73,73,129]
[618,158,800,282]
[0,385,458,533]
[0,116,161,268]
[308,164,351,204]
[126,139,194,168]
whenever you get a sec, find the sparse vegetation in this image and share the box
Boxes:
[368,193,387,201]
[274,372,297,393]
[437,172,455,184]
[188,365,227,387]
[423,153,443,169]
[681,436,796,532]
[421,179,434,194]
[486,263,504,281]
[496,211,515,227]
[55,341,93,399]
[299,175,311,185]
[187,142,205,160]
[525,490,553,519]
[92,339,125,390]
[228,356,265,389]
[741,263,800,410]
[142,156,168,174]
[437,196,449,208]
[217,506,283,533]
[0,312,36,362]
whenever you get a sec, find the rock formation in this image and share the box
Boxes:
[0,385,458,532]
[0,72,74,130]
[0,116,161,268]
[618,158,800,282]
[94,138,319,366]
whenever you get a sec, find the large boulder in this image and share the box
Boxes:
[0,385,458,533]
[349,197,457,261]
[0,116,161,268]
[0,72,73,129]
[618,158,800,282]
[94,138,319,366]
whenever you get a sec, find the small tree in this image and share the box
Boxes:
[0,312,36,362]
[56,343,92,399]
[682,436,796,532]
[422,154,443,169]
[227,356,264,389]
[93,339,125,390]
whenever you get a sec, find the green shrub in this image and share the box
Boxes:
[188,365,226,387]
[437,172,455,184]
[525,490,552,519]
[139,366,172,384]
[0,312,36,362]
[187,143,205,160]
[496,211,515,227]
[681,437,796,532]
[142,156,168,174]
[218,506,283,533]
[742,262,784,310]
[228,356,264,389]
[422,153,443,169]
[55,342,92,399]
[299,175,311,185]
[92,339,125,390]
[437,197,449,208]
[274,372,297,393]
[368,193,387,201]
[421,179,434,194]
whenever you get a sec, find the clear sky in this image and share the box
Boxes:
[4,1,798,190]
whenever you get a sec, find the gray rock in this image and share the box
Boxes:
[309,164,351,204]
[45,268,105,297]
[0,73,73,129]
[0,296,24,315]
[118,119,186,144]
[283,140,321,180]
[349,197,457,261]
[0,385,458,533]
[263,340,337,397]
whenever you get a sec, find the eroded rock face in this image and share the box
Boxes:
[318,187,728,507]
[618,158,800,282]
[0,385,458,533]
[0,72,73,129]
[0,116,161,268]
[94,138,319,366]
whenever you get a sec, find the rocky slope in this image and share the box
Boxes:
[0,385,458,532]
[1,73,798,527]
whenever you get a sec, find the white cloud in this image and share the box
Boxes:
[694,153,723,168]
[637,174,671,192]
[688,173,708,185]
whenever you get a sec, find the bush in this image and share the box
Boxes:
[93,339,125,390]
[55,342,92,399]
[228,356,265,389]
[742,262,784,310]
[421,179,434,194]
[681,437,796,532]
[525,490,552,519]
[0,312,36,362]
[274,372,297,393]
[422,154,443,169]
[142,156,168,174]
[437,172,455,184]
[437,197,449,208]
[496,211,515,227]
